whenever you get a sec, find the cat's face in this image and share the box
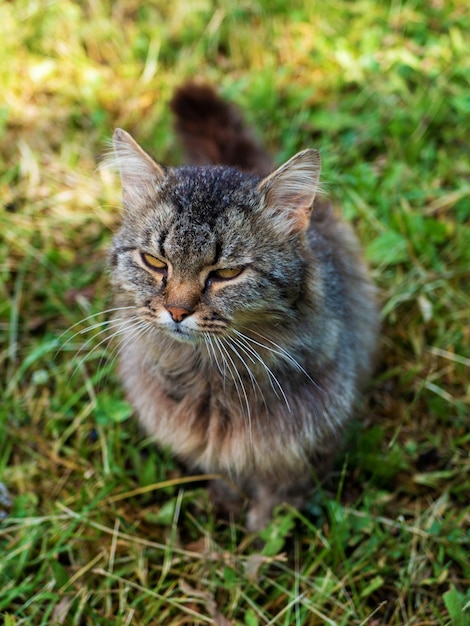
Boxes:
[109,130,321,343]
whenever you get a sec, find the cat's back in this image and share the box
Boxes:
[308,197,378,381]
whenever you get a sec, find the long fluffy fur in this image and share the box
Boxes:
[109,83,379,531]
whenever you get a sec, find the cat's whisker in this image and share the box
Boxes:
[105,316,151,358]
[225,335,261,392]
[204,334,226,382]
[57,319,116,357]
[115,320,154,358]
[268,353,329,416]
[262,330,331,404]
[76,318,125,335]
[214,336,251,432]
[224,335,268,416]
[237,330,332,423]
[63,305,136,333]
[202,335,213,366]
[235,328,324,393]
[212,335,237,387]
[220,337,253,445]
[97,318,151,380]
[65,318,130,367]
[230,332,291,412]
[57,305,135,344]
[57,308,135,356]
[221,337,255,446]
[228,333,280,401]
[224,336,258,397]
[75,316,132,342]
[91,320,152,390]
[212,335,234,393]
[70,316,143,380]
[212,335,229,391]
[95,318,154,386]
[236,327,304,371]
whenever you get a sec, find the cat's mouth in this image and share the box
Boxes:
[160,323,203,344]
[151,308,231,343]
[159,321,232,345]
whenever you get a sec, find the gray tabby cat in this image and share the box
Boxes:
[108,83,379,531]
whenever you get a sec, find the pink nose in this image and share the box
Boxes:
[165,305,193,323]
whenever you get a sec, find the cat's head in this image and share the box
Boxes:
[108,129,321,343]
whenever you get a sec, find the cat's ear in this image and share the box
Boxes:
[258,149,321,234]
[109,128,166,200]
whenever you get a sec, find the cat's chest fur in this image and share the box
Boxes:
[117,329,328,480]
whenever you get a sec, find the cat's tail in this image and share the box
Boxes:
[170,82,274,176]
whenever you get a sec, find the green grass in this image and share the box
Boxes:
[1,0,469,624]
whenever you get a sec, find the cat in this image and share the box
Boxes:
[107,82,379,531]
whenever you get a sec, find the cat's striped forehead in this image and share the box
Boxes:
[155,218,219,270]
[163,166,260,223]
[138,166,261,269]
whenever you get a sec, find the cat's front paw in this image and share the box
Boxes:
[208,478,246,521]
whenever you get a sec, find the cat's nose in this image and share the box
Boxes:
[165,305,193,323]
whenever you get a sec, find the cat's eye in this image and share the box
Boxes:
[212,267,243,280]
[141,252,167,271]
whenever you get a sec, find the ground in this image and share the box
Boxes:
[0,1,469,624]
